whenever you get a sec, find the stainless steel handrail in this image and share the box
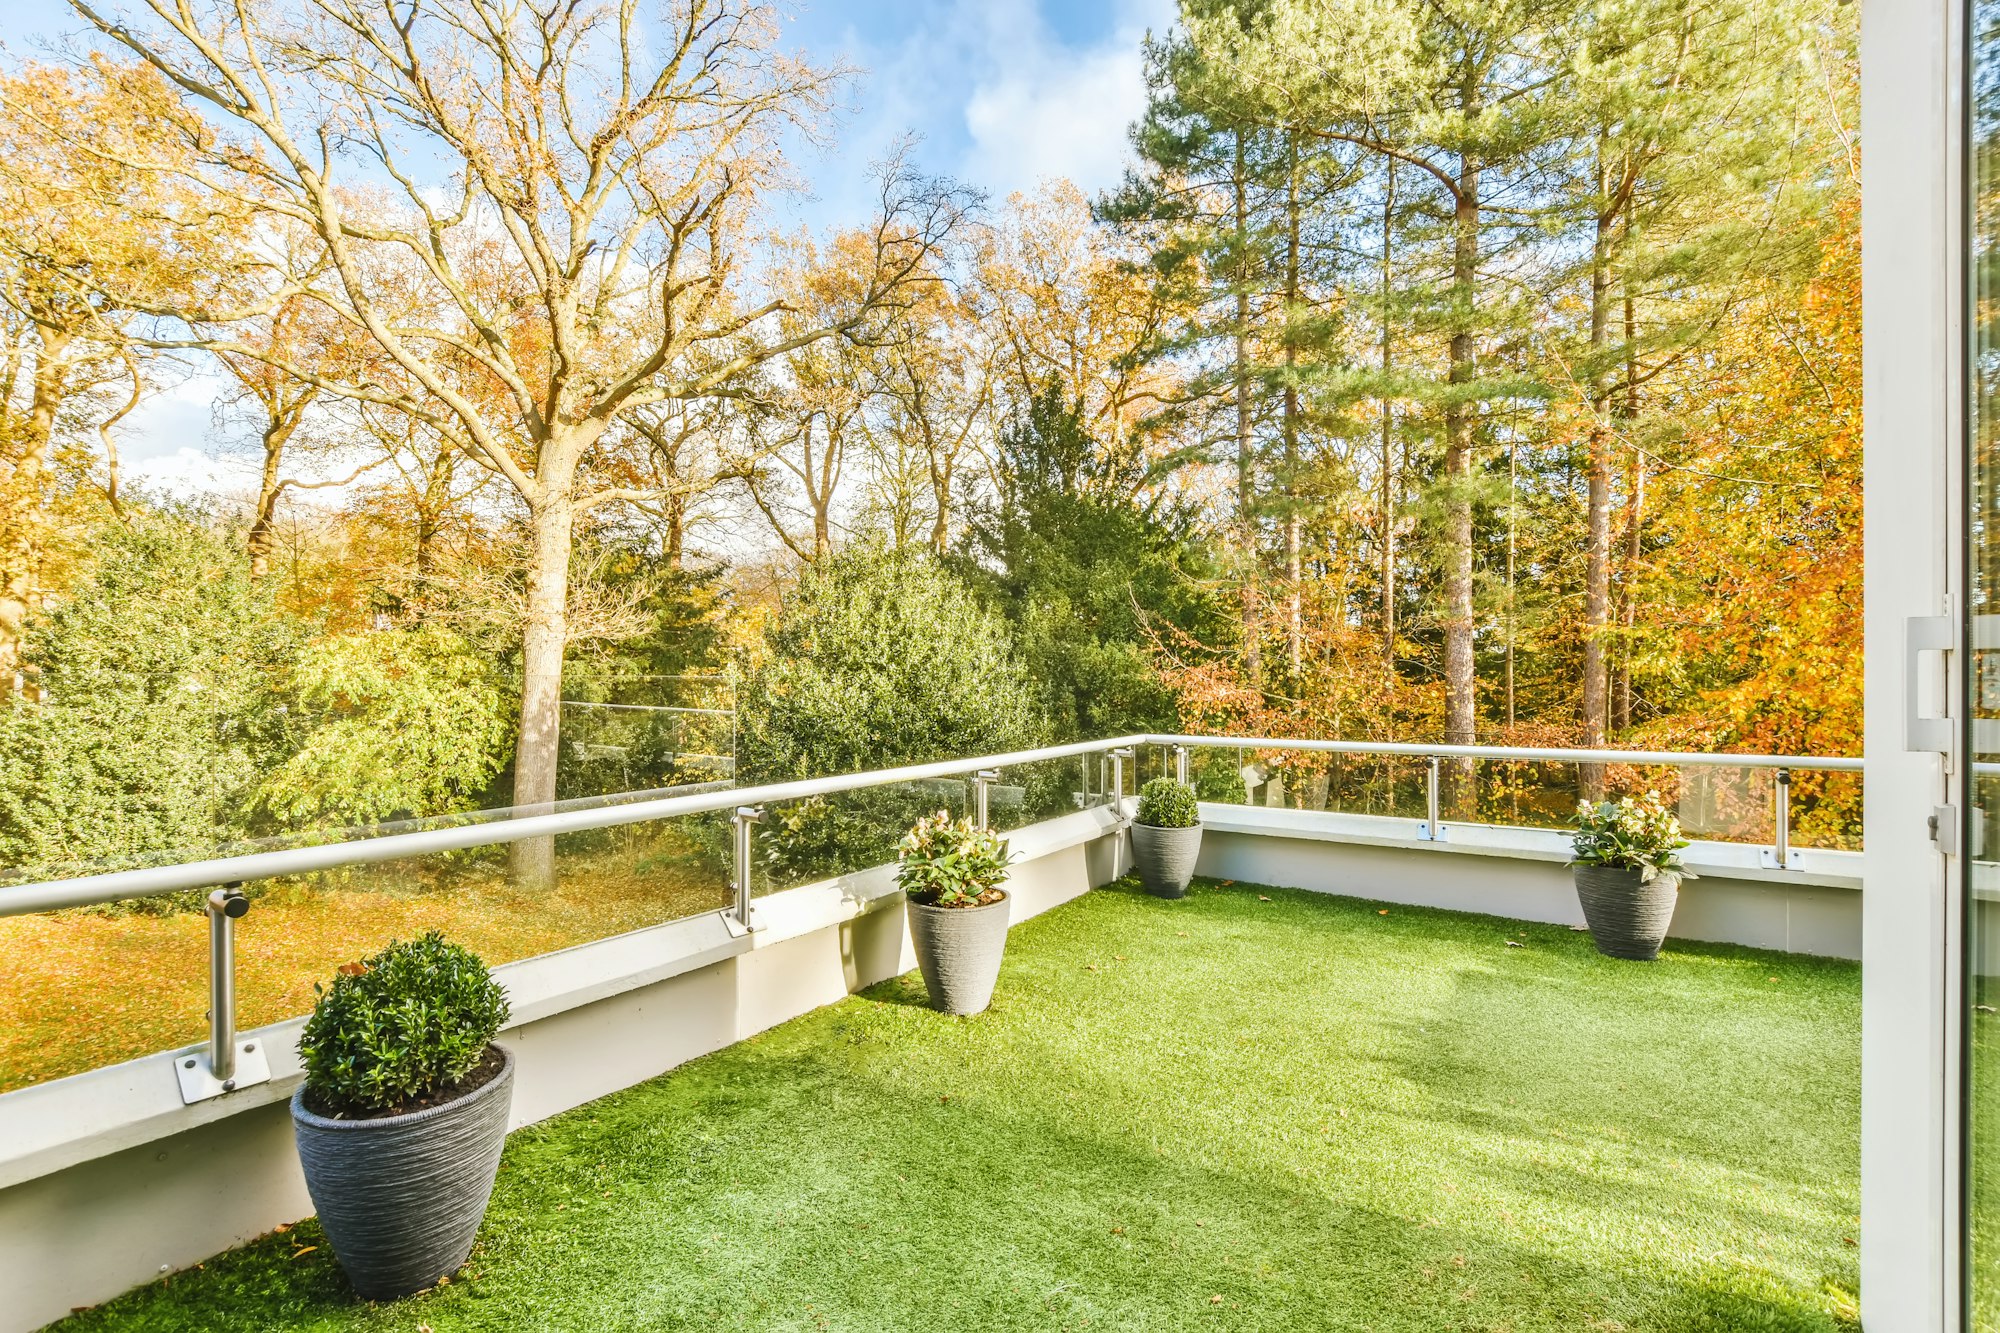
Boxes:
[0,729,1862,1103]
[1152,734,1862,772]
[1163,735,1859,854]
[0,732,1863,917]
[0,734,1148,918]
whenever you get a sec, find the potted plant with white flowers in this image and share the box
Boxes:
[291,932,513,1299]
[1131,777,1202,898]
[1569,791,1697,961]
[899,809,1015,1015]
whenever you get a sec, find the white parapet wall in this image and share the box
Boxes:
[0,809,1128,1333]
[1194,804,1861,960]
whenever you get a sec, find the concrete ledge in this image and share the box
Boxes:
[0,807,1124,1333]
[1193,805,1861,959]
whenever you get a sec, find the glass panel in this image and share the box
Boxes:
[756,780,967,895]
[1171,743,1859,852]
[1971,3,2000,1315]
[0,813,730,1095]
[558,700,736,797]
[988,755,1094,833]
[1976,0,2000,1304]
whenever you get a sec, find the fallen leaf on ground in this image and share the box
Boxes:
[289,1247,316,1260]
[1258,895,1271,902]
[1505,940,1524,948]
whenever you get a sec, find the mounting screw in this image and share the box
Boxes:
[222,1079,237,1092]
[182,1058,196,1069]
[243,1043,256,1054]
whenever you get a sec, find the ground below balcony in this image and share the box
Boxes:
[58,879,1862,1333]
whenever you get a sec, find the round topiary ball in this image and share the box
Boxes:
[299,931,510,1115]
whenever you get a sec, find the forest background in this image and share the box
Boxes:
[0,0,1862,878]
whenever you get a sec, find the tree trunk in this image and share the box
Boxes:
[510,481,576,888]
[1612,266,1643,732]
[1283,135,1303,680]
[247,409,304,580]
[1441,151,1478,751]
[1581,192,1615,759]
[930,451,952,555]
[1234,133,1261,687]
[1614,457,1646,733]
[1506,437,1517,731]
[1380,161,1397,685]
[414,444,457,584]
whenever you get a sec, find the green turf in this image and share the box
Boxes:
[59,878,1862,1332]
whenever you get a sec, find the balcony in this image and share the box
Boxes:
[0,736,1862,1331]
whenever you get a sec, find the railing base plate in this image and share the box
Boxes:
[1759,849,1805,871]
[174,1039,272,1105]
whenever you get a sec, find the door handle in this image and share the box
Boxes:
[1908,614,1954,754]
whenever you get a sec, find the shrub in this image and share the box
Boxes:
[0,507,302,876]
[897,810,1013,907]
[1570,792,1697,884]
[1135,777,1200,829]
[737,543,1041,783]
[299,932,510,1115]
[257,625,512,828]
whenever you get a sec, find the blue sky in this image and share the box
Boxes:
[0,0,1173,490]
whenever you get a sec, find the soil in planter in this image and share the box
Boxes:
[907,888,1006,909]
[301,1045,508,1121]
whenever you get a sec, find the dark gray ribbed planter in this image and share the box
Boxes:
[292,1044,515,1299]
[1131,822,1202,898]
[907,892,1010,1016]
[1572,866,1679,961]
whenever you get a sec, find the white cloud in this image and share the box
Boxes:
[959,0,1170,201]
[127,446,258,503]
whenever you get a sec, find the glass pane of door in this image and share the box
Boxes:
[1968,3,2000,1321]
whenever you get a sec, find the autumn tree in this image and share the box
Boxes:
[0,58,230,689]
[69,0,964,882]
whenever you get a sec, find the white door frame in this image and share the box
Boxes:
[1861,0,1964,1328]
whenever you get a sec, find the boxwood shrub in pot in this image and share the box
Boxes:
[1569,792,1697,961]
[899,810,1015,1015]
[292,932,513,1299]
[1131,777,1201,898]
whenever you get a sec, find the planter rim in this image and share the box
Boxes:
[1570,863,1682,885]
[1132,819,1202,830]
[905,888,1009,913]
[290,1042,514,1133]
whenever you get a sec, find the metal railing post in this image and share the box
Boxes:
[972,769,1000,831]
[208,887,244,1084]
[1173,744,1189,787]
[176,885,269,1104]
[730,805,765,934]
[1769,768,1795,870]
[1422,755,1447,842]
[1109,747,1134,820]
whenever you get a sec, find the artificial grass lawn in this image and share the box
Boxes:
[60,878,1861,1332]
